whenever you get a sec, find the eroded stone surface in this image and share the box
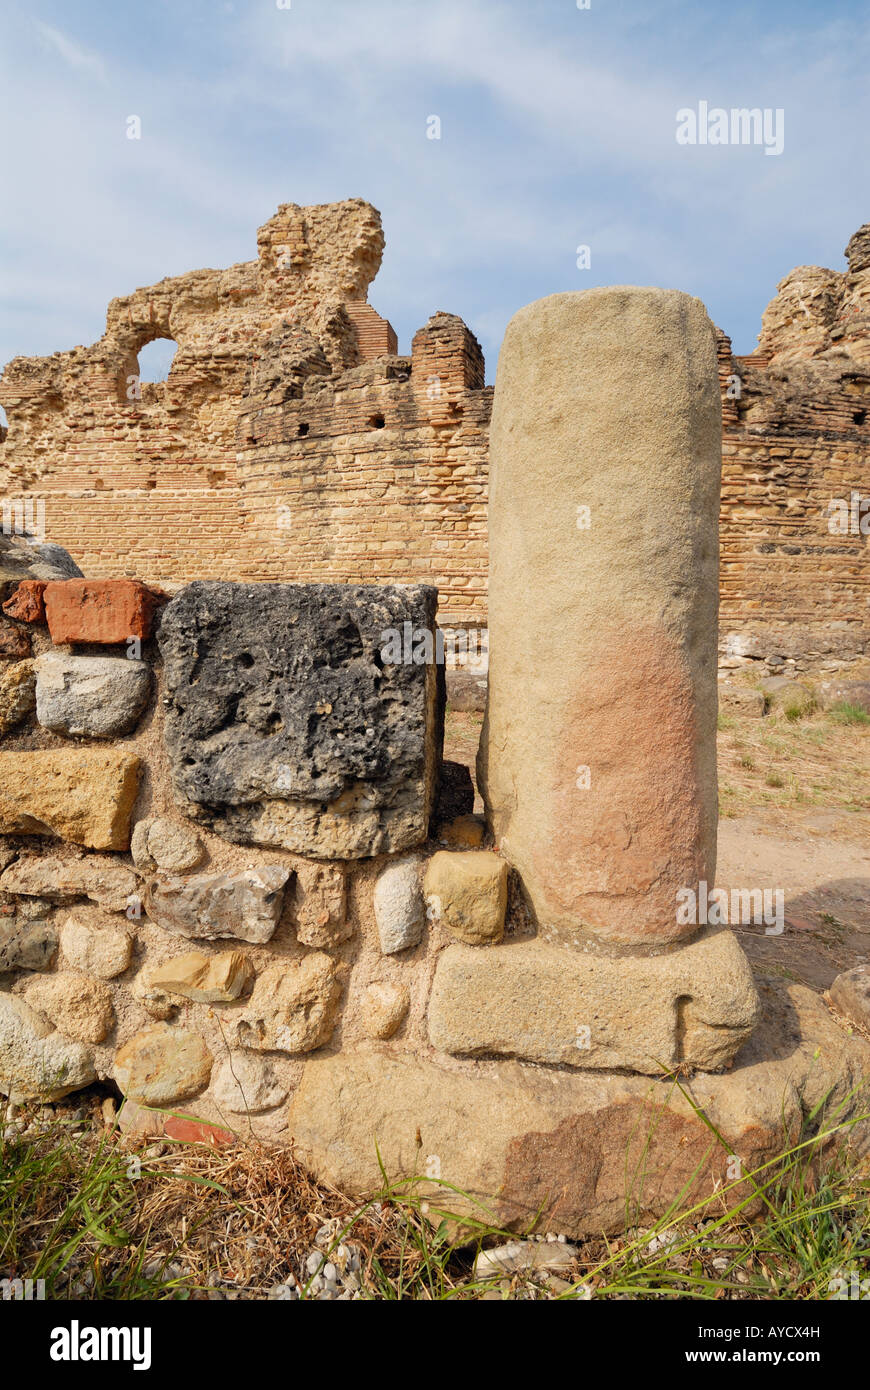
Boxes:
[0,660,35,734]
[24,971,114,1044]
[294,862,350,948]
[232,953,342,1053]
[211,1052,288,1115]
[144,866,290,944]
[428,931,760,1073]
[0,750,141,849]
[157,582,443,859]
[359,981,409,1040]
[113,1024,213,1105]
[35,653,151,738]
[1,855,139,913]
[424,851,507,945]
[0,920,58,973]
[0,993,95,1102]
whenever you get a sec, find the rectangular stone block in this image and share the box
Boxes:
[43,579,157,645]
[0,749,141,849]
[428,932,760,1074]
[157,581,444,858]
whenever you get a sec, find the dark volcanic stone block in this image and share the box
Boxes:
[157,582,444,858]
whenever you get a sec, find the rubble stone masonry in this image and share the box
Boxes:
[1,201,868,652]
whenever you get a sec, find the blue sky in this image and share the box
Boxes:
[1,0,869,410]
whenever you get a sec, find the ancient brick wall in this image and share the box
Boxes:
[1,202,868,651]
[0,200,491,628]
[717,222,870,664]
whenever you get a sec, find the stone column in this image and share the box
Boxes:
[479,287,721,946]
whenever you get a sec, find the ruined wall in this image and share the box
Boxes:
[0,201,490,628]
[718,224,870,666]
[1,204,869,652]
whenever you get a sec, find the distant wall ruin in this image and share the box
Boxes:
[1,202,868,656]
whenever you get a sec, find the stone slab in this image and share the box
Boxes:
[428,930,760,1073]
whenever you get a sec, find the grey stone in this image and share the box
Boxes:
[0,920,57,973]
[428,930,760,1074]
[475,1241,576,1278]
[130,816,204,874]
[34,653,151,738]
[373,856,425,954]
[0,993,95,1102]
[446,670,487,713]
[0,530,82,600]
[144,865,290,944]
[156,581,444,859]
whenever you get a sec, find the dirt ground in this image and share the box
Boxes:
[444,672,870,996]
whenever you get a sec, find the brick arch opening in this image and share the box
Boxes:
[136,337,178,384]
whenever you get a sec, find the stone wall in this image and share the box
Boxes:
[1,274,867,1238]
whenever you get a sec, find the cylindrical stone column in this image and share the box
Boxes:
[478,288,721,946]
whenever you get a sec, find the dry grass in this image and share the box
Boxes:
[717,698,870,827]
[3,1091,870,1302]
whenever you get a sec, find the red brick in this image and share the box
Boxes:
[43,579,157,645]
[163,1116,236,1147]
[2,580,46,624]
[0,618,32,659]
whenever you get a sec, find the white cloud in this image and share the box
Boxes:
[34,21,106,80]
